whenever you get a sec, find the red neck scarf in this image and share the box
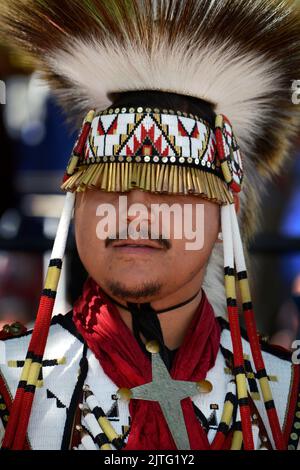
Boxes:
[73,277,221,450]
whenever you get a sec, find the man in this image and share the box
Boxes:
[0,0,300,450]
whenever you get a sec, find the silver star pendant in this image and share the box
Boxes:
[128,345,213,450]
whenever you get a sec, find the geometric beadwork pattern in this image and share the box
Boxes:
[46,389,67,409]
[81,109,221,176]
[222,119,243,186]
[215,115,243,191]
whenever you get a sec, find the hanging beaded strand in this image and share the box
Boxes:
[210,380,237,450]
[0,112,101,450]
[2,193,75,450]
[221,204,254,450]
[2,111,96,450]
[229,204,286,450]
[230,407,243,450]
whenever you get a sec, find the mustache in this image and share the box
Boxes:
[105,228,171,250]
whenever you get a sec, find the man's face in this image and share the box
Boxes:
[74,189,220,302]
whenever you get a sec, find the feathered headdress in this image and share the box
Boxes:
[1,0,300,451]
[1,0,299,245]
[2,0,300,172]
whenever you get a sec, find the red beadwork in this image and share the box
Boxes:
[215,115,243,193]
[73,121,92,156]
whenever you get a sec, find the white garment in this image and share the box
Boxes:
[0,313,297,450]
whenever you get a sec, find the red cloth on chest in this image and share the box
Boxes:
[73,277,221,450]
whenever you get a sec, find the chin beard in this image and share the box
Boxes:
[106,280,162,301]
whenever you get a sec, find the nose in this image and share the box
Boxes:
[125,189,152,225]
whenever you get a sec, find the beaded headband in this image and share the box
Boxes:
[62,108,244,204]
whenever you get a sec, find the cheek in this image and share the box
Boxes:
[203,204,220,247]
[75,203,106,269]
[170,237,212,275]
[168,203,219,270]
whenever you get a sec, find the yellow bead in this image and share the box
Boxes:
[145,340,160,354]
[196,380,213,394]
[101,443,112,450]
[117,388,132,402]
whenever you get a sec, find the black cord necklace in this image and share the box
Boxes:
[108,289,201,314]
[106,289,201,370]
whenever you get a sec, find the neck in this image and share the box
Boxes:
[108,280,204,351]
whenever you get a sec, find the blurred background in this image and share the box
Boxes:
[0,42,85,331]
[0,37,299,349]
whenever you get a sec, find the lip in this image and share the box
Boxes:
[111,239,165,253]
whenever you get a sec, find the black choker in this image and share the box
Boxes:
[105,289,201,371]
[107,289,201,315]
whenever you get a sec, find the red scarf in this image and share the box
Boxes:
[73,277,221,450]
